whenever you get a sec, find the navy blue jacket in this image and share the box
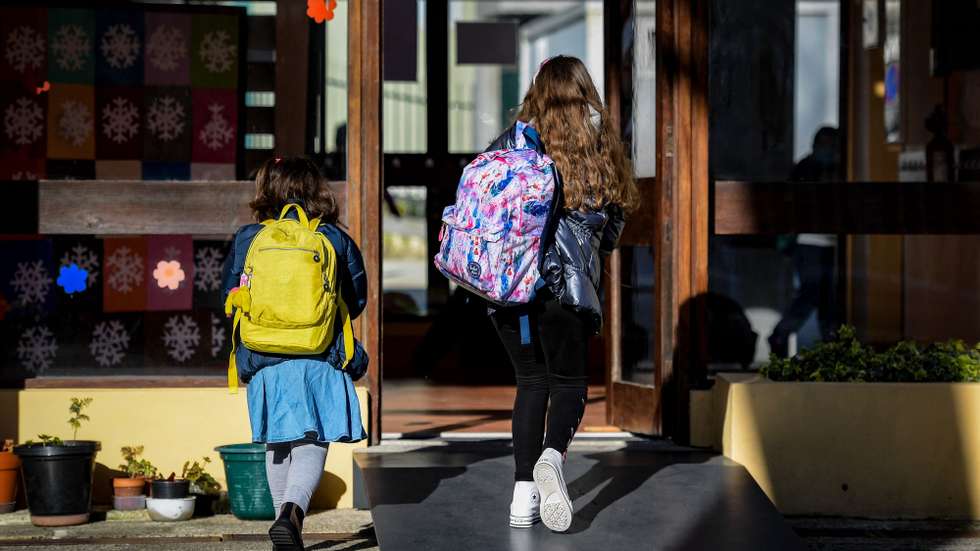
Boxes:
[221,217,367,383]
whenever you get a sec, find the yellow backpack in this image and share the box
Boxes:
[224,204,354,393]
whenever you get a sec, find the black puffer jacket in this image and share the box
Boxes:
[487,124,625,332]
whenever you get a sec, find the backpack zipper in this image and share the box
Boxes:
[257,247,319,254]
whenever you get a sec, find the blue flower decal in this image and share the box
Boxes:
[57,263,88,294]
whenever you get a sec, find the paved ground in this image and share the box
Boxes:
[790,517,980,551]
[0,508,377,550]
[357,439,805,551]
[7,446,980,550]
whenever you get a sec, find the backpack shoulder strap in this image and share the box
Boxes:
[337,298,355,371]
[513,122,528,149]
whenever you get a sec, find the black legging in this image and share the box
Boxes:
[492,299,589,482]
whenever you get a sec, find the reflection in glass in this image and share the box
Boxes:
[708,1,841,364]
[621,246,655,385]
[448,1,604,153]
[382,186,428,316]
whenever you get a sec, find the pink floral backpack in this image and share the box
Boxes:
[434,121,559,306]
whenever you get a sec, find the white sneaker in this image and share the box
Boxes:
[533,448,573,532]
[509,481,540,528]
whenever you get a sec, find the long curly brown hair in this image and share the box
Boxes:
[250,156,339,223]
[517,56,637,212]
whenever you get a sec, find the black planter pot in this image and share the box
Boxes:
[151,479,190,499]
[13,441,100,527]
[192,492,218,518]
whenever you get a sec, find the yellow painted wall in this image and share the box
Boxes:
[701,375,980,518]
[0,387,368,510]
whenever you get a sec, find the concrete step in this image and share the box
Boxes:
[355,439,805,550]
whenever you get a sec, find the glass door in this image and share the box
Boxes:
[606,0,709,439]
[605,0,661,434]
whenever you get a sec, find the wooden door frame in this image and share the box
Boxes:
[605,0,708,440]
[656,0,709,441]
[348,0,384,444]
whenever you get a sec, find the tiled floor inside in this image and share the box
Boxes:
[381,380,615,437]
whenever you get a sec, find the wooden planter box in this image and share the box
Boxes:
[693,373,980,519]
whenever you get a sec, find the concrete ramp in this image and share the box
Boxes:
[355,440,805,550]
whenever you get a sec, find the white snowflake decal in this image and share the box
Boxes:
[163,315,200,363]
[106,246,144,294]
[61,243,100,287]
[210,313,226,358]
[51,24,90,71]
[147,25,186,71]
[12,171,38,180]
[198,30,234,73]
[4,97,43,145]
[57,100,93,147]
[17,326,57,374]
[4,26,44,73]
[194,246,225,292]
[89,320,130,367]
[102,96,139,144]
[147,96,186,141]
[10,259,52,307]
[100,24,140,69]
[199,103,234,151]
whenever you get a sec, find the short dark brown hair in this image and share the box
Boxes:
[250,156,339,223]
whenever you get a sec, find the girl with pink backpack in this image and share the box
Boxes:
[438,56,637,532]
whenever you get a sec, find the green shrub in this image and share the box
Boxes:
[761,326,980,383]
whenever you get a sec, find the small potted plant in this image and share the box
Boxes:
[113,445,156,511]
[0,439,19,514]
[13,398,100,527]
[150,472,190,500]
[182,456,222,517]
[147,471,195,522]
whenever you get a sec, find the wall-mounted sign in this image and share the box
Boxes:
[456,21,518,66]
[383,0,418,82]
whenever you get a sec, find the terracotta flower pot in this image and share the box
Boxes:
[0,451,20,513]
[113,476,146,497]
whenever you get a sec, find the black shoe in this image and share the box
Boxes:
[269,502,305,550]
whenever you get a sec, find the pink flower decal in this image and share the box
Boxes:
[153,260,185,290]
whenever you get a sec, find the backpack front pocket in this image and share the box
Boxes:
[435,209,510,300]
[247,247,328,328]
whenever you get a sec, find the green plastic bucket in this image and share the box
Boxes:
[215,444,275,520]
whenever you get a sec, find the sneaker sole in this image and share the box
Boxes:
[268,522,303,550]
[533,460,572,532]
[509,513,540,528]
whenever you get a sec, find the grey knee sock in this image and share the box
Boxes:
[283,442,328,514]
[265,444,292,513]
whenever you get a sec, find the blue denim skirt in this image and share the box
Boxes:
[246,358,367,444]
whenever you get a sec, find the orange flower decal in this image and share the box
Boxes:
[153,260,186,291]
[307,0,337,23]
[35,81,50,95]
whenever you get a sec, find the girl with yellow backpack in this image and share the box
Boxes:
[222,157,367,550]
